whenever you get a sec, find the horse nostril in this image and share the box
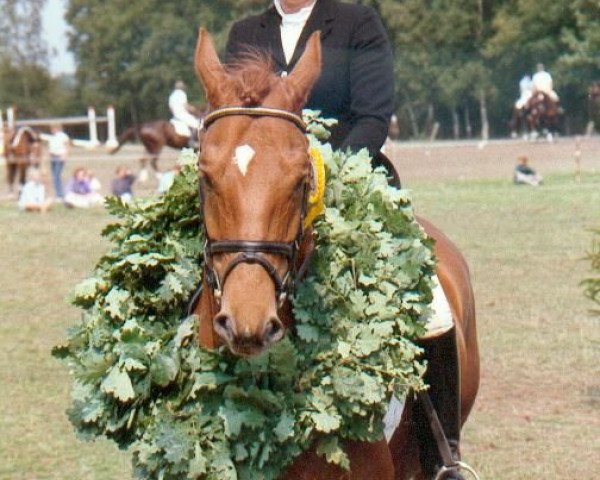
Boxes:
[213,314,236,342]
[263,317,285,344]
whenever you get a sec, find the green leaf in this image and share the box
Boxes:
[316,436,350,469]
[296,324,320,343]
[104,288,130,320]
[311,411,341,433]
[273,411,295,443]
[101,366,135,402]
[150,354,179,387]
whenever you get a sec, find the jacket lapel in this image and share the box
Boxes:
[259,7,287,70]
[288,0,336,69]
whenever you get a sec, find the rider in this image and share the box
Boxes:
[515,74,533,110]
[226,1,464,478]
[168,80,201,145]
[531,63,559,102]
[226,0,393,158]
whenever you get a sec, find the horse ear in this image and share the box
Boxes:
[195,28,229,107]
[285,32,322,110]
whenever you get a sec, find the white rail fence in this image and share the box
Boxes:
[0,106,118,155]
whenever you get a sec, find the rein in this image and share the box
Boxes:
[191,106,312,315]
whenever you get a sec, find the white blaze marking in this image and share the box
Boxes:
[233,144,256,176]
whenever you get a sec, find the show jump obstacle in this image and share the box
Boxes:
[0,106,118,151]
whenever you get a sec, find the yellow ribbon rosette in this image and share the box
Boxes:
[304,146,326,229]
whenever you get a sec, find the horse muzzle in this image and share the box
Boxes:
[213,311,285,356]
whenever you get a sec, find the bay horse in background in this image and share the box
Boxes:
[193,29,480,480]
[3,126,41,195]
[524,91,562,141]
[109,109,207,177]
[588,81,600,133]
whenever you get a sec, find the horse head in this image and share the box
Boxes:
[193,29,321,356]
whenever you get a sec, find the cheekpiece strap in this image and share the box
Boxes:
[203,107,307,132]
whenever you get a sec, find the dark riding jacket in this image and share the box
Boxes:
[225,0,395,156]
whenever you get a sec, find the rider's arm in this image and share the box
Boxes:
[340,6,394,155]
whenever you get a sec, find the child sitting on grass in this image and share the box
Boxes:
[18,168,53,213]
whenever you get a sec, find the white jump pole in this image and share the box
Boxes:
[88,106,99,148]
[105,105,118,149]
[7,106,15,129]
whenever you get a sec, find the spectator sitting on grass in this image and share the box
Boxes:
[64,167,104,208]
[514,155,543,186]
[18,168,53,213]
[111,166,136,203]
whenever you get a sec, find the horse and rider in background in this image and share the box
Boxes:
[110,81,206,178]
[3,125,42,196]
[510,63,563,141]
[588,81,600,133]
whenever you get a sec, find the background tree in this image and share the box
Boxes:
[0,0,75,117]
[484,0,594,133]
[65,0,265,127]
[4,0,595,138]
[358,0,501,139]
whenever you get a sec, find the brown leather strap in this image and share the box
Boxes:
[417,391,458,469]
[203,107,307,132]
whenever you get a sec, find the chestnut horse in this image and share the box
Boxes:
[110,114,206,173]
[3,126,41,194]
[193,29,479,480]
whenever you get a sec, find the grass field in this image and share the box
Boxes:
[0,142,598,479]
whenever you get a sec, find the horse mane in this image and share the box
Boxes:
[11,126,39,148]
[225,51,280,107]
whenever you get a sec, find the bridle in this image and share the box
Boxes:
[188,106,313,316]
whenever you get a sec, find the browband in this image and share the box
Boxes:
[203,107,307,132]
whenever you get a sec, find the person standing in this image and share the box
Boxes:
[48,123,70,200]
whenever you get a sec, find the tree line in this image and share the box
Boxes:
[1,0,598,139]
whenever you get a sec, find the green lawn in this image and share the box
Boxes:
[0,171,598,479]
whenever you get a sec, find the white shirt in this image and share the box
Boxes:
[18,181,45,208]
[274,0,317,64]
[48,131,70,157]
[532,71,553,93]
[169,89,189,116]
[519,76,532,95]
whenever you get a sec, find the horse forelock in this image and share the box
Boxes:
[226,51,280,107]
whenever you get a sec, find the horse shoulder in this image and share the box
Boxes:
[281,439,394,480]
